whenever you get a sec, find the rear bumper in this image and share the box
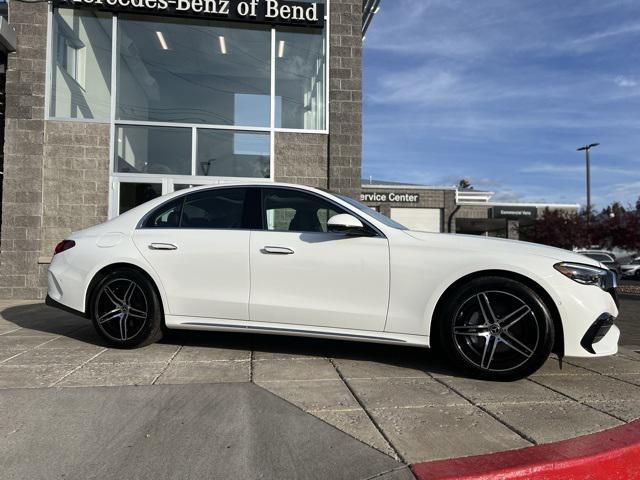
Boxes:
[45,294,87,319]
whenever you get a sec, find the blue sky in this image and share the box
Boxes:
[362,0,640,208]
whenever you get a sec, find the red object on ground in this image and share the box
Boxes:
[411,419,640,480]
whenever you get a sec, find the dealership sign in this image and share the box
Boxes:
[490,206,537,220]
[361,192,420,204]
[53,0,325,28]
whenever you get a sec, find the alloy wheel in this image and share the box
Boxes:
[95,278,149,342]
[452,290,540,372]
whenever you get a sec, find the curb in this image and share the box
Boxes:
[411,419,640,480]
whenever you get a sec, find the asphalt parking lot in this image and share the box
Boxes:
[1,297,639,479]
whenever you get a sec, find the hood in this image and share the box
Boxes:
[404,231,601,266]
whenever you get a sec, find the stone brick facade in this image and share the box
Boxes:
[41,121,110,257]
[0,1,48,299]
[274,132,328,189]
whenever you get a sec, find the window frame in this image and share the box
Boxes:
[258,186,383,237]
[44,4,330,133]
[44,3,331,219]
[138,186,262,231]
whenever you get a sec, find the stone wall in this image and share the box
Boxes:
[0,1,47,299]
[41,121,110,258]
[274,132,328,189]
[328,0,362,199]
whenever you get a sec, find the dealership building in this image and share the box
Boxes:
[361,181,579,239]
[0,0,383,298]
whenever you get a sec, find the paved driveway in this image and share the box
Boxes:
[0,299,639,476]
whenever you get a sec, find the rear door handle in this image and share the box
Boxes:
[149,243,178,251]
[262,246,294,255]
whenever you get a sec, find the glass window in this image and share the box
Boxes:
[115,125,192,175]
[142,197,183,228]
[116,15,271,127]
[197,130,270,178]
[262,188,345,233]
[181,188,248,229]
[50,9,112,120]
[119,183,162,214]
[275,29,325,130]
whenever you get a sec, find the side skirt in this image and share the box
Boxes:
[165,315,430,348]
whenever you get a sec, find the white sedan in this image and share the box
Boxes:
[46,183,620,381]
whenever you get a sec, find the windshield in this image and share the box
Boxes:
[336,194,408,230]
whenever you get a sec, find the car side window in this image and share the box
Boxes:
[262,188,346,233]
[142,198,183,229]
[181,188,248,230]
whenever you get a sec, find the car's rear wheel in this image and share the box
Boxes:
[438,276,554,381]
[90,268,163,348]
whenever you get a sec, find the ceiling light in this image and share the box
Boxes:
[218,35,227,55]
[155,31,168,50]
[278,40,285,58]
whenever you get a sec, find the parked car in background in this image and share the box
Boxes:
[621,257,640,279]
[576,251,622,279]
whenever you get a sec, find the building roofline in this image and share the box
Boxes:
[362,183,457,191]
[461,202,580,209]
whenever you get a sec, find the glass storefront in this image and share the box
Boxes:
[47,5,327,215]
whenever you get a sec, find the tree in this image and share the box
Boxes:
[520,209,588,250]
[458,179,473,190]
[520,197,640,252]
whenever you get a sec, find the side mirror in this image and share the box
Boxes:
[327,214,369,236]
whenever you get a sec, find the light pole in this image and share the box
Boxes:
[576,142,599,242]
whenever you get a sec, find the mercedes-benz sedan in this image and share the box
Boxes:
[46,183,619,381]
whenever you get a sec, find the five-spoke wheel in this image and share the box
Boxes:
[91,268,163,348]
[438,277,554,381]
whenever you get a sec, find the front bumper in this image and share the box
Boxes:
[580,313,617,355]
[549,271,619,358]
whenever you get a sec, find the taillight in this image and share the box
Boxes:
[54,240,75,255]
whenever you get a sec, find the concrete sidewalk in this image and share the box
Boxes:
[0,299,639,475]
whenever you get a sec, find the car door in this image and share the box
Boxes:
[249,187,390,332]
[132,187,258,320]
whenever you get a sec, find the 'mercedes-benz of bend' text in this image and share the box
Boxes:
[53,0,324,26]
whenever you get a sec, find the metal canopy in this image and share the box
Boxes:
[362,0,381,36]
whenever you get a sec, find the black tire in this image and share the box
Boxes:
[90,268,163,348]
[437,276,554,381]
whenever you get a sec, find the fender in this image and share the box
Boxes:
[419,263,565,341]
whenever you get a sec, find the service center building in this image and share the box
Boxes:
[0,0,376,297]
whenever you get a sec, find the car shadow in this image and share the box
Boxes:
[1,302,463,377]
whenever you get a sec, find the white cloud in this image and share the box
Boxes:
[614,75,638,88]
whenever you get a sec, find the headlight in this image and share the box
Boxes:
[554,262,609,288]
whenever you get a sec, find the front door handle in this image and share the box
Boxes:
[262,246,294,255]
[149,243,178,251]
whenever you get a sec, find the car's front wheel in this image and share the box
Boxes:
[438,276,554,381]
[90,268,163,348]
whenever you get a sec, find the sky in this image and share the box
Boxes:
[362,0,640,209]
